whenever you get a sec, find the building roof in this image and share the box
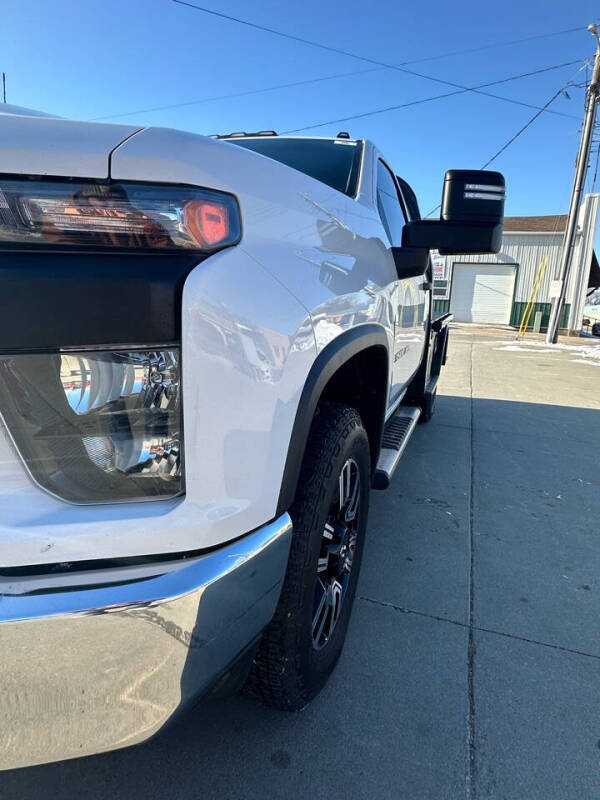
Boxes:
[503,214,567,233]
[589,250,600,289]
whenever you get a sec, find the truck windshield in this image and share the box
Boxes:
[228,137,362,197]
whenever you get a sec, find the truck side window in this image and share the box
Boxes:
[376,160,406,246]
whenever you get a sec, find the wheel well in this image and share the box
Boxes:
[319,345,388,475]
[276,326,390,516]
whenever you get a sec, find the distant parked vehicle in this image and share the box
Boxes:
[592,321,600,337]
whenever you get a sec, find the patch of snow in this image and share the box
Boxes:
[495,345,555,353]
[571,358,600,367]
[493,340,600,361]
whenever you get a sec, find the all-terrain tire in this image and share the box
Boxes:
[243,402,370,710]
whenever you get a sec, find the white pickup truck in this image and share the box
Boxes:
[0,105,505,769]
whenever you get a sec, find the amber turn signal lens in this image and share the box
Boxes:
[183,198,230,247]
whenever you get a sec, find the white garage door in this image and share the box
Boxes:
[450,263,516,324]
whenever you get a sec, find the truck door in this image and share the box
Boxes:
[375,160,427,402]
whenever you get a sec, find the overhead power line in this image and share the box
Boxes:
[424,77,579,217]
[391,26,588,67]
[590,142,600,192]
[93,12,593,122]
[172,1,589,117]
[479,87,570,169]
[89,66,381,121]
[282,60,581,133]
[91,59,580,123]
[171,1,586,69]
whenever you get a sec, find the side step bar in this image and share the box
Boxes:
[373,406,421,490]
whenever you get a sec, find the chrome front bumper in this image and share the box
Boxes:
[0,513,292,771]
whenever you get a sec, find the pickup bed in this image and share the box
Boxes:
[0,107,504,769]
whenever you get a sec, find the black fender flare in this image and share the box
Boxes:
[276,324,389,516]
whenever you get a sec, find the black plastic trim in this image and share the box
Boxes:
[346,140,364,198]
[0,251,204,350]
[275,324,389,516]
[432,312,453,332]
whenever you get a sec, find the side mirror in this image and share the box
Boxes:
[402,169,505,255]
[391,245,429,280]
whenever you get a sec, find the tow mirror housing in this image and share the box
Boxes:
[402,170,505,255]
[391,245,430,280]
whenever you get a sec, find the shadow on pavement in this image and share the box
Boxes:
[2,396,599,800]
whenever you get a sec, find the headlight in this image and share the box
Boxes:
[0,180,241,252]
[0,348,182,504]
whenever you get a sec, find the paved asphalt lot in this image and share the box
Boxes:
[3,326,600,799]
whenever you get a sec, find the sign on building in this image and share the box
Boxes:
[431,251,447,280]
[431,251,450,299]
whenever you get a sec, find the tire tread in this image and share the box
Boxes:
[243,402,367,710]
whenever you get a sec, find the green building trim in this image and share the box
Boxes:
[433,299,450,316]
[433,299,570,329]
[510,302,570,330]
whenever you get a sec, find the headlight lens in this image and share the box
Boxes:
[0,180,241,252]
[0,348,183,504]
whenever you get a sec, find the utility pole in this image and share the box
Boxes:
[2,73,5,104]
[546,23,600,344]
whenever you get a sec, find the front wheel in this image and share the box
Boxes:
[243,402,370,710]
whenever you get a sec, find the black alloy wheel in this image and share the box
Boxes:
[312,458,360,650]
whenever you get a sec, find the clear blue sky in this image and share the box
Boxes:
[2,0,600,217]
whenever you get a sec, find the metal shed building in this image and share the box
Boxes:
[432,193,600,332]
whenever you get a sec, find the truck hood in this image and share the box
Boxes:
[0,114,143,179]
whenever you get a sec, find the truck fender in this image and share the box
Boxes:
[276,324,389,516]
